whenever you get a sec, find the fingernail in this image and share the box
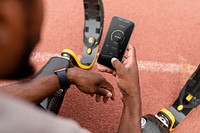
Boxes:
[106,92,112,98]
[111,58,118,63]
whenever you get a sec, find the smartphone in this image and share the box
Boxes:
[97,16,135,69]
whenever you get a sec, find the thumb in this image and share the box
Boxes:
[111,58,126,75]
[96,87,113,98]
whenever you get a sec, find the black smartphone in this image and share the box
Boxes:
[97,16,135,69]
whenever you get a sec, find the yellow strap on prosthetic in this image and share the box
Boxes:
[160,108,176,132]
[62,48,98,70]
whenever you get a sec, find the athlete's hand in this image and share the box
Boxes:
[67,68,115,103]
[97,44,140,99]
[98,44,142,133]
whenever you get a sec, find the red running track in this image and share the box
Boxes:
[31,0,200,133]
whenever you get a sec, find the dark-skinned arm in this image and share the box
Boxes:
[118,87,142,133]
[111,58,142,133]
[98,44,142,133]
[0,68,115,103]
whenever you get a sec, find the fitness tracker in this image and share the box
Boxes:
[54,67,71,89]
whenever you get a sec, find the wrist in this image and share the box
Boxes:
[54,67,71,89]
[122,95,140,106]
[122,85,141,101]
[122,94,142,118]
[122,87,141,108]
[66,68,77,84]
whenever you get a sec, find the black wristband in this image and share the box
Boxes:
[54,67,71,89]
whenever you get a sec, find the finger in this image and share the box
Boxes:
[122,59,128,66]
[127,44,131,51]
[112,71,116,77]
[97,64,113,74]
[132,46,137,61]
[100,81,115,100]
[97,64,107,72]
[121,55,129,65]
[96,86,113,98]
[103,85,115,100]
[111,58,127,76]
[103,96,109,103]
[111,89,115,100]
[124,52,128,60]
[123,55,127,59]
[130,46,138,67]
[121,57,126,63]
[128,44,135,59]
[95,94,101,102]
[127,45,138,67]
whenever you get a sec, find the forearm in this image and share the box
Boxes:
[0,68,77,103]
[0,68,76,103]
[0,74,60,103]
[118,93,142,133]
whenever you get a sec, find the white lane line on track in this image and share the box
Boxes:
[31,52,196,74]
[138,60,180,73]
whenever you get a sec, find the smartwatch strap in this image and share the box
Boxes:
[54,67,70,89]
